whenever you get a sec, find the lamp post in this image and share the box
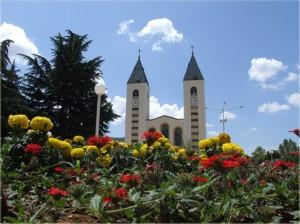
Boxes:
[94,81,106,136]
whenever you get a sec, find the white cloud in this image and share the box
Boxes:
[287,92,300,107]
[117,19,134,35]
[285,72,299,82]
[208,131,219,136]
[150,96,184,119]
[258,101,290,113]
[241,127,258,136]
[117,17,183,51]
[111,96,126,126]
[0,22,39,65]
[206,123,214,128]
[248,57,286,83]
[219,111,236,121]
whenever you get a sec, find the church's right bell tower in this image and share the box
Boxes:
[183,51,206,148]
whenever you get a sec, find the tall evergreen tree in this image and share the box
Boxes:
[1,39,27,137]
[21,31,118,137]
[20,54,52,117]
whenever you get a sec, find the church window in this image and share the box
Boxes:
[133,89,139,107]
[191,87,198,108]
[161,123,169,138]
[174,127,183,146]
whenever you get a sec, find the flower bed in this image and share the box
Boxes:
[1,115,299,223]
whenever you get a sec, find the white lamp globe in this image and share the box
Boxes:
[95,82,106,95]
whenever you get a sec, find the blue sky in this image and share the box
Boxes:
[1,0,299,154]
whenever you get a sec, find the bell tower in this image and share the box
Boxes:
[183,48,206,147]
[125,51,150,144]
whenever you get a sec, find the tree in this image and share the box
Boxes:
[1,40,27,137]
[252,146,267,164]
[20,54,52,117]
[21,30,119,137]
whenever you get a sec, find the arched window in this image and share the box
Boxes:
[132,89,139,107]
[161,123,169,138]
[191,87,197,95]
[174,127,183,146]
[133,89,139,97]
[148,127,156,132]
[191,87,198,108]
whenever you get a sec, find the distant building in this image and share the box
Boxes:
[125,50,206,147]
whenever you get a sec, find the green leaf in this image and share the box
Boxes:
[191,176,221,193]
[90,194,102,211]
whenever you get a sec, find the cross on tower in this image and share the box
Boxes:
[191,45,194,55]
[138,49,141,59]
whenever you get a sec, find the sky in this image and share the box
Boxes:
[1,0,299,154]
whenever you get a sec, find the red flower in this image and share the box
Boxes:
[103,197,112,204]
[24,144,42,155]
[67,168,85,177]
[222,160,240,168]
[87,136,112,147]
[142,131,163,141]
[120,174,141,187]
[188,155,200,161]
[272,160,296,169]
[289,151,300,156]
[114,188,128,199]
[200,155,220,169]
[54,166,64,173]
[192,176,208,183]
[47,187,68,198]
[240,179,248,186]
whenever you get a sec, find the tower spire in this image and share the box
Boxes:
[138,49,141,59]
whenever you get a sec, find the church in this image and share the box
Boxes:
[125,51,206,147]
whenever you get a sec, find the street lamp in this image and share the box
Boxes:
[94,80,106,136]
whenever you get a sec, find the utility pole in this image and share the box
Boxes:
[206,101,243,133]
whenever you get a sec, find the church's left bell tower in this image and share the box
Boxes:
[125,54,150,144]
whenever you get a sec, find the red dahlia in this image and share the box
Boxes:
[222,160,240,168]
[192,176,208,183]
[54,166,64,173]
[24,144,42,155]
[114,188,128,199]
[47,187,68,198]
[87,136,112,147]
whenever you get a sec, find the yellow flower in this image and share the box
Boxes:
[30,116,53,131]
[218,133,231,145]
[168,146,176,153]
[222,143,244,154]
[210,137,219,146]
[199,139,213,149]
[73,135,85,143]
[152,141,161,149]
[97,154,112,167]
[99,147,107,154]
[8,114,30,129]
[48,137,72,157]
[164,142,171,149]
[71,148,85,159]
[141,144,148,151]
[64,139,72,144]
[158,137,169,144]
[177,148,186,156]
[139,148,147,157]
[171,153,179,161]
[119,142,129,149]
[85,145,98,153]
[132,149,139,157]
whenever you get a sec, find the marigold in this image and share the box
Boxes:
[71,148,85,159]
[222,143,244,154]
[30,116,53,131]
[199,139,213,149]
[97,154,112,167]
[178,148,186,156]
[85,145,99,153]
[132,149,139,157]
[218,133,231,145]
[73,135,85,143]
[8,114,30,129]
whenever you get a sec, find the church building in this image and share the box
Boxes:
[125,51,206,147]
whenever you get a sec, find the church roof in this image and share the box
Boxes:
[127,57,149,85]
[183,54,204,81]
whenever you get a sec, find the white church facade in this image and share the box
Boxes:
[125,52,206,147]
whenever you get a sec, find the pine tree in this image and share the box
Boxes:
[22,30,118,137]
[20,54,52,117]
[1,40,27,137]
